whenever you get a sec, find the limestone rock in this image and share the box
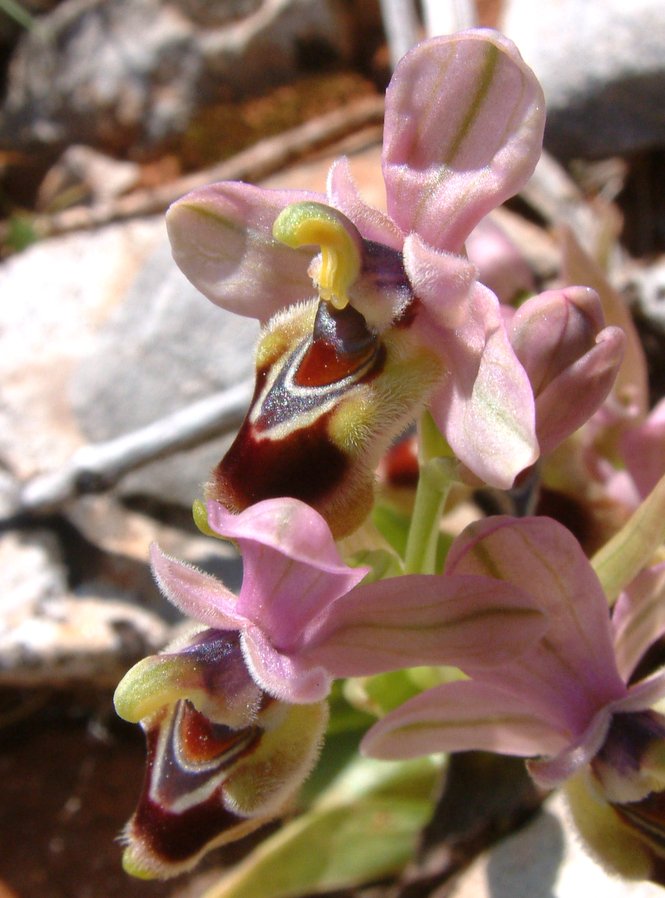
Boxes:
[0,527,170,686]
[445,791,663,898]
[0,217,164,484]
[0,0,377,158]
[0,217,258,509]
[501,0,665,159]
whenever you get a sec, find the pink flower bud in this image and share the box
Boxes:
[510,286,625,454]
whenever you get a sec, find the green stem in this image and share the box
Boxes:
[403,456,455,575]
[0,0,35,29]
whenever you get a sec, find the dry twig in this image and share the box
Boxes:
[11,381,253,519]
[3,96,385,243]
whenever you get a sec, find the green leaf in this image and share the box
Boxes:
[5,214,38,252]
[348,547,403,582]
[344,666,464,717]
[592,472,665,604]
[372,502,412,558]
[199,754,442,898]
[0,0,35,30]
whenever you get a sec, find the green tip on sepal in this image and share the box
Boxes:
[192,498,218,537]
[113,655,187,723]
[122,849,157,881]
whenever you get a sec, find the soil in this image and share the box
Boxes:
[0,689,261,898]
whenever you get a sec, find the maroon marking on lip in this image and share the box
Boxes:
[177,701,256,765]
[294,338,376,387]
[294,301,379,388]
[210,408,349,512]
[128,703,262,866]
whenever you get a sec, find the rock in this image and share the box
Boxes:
[69,235,259,506]
[501,0,665,159]
[0,217,164,484]
[0,527,170,687]
[65,494,243,593]
[621,254,665,401]
[444,790,663,898]
[0,529,67,616]
[626,255,665,335]
[0,590,171,687]
[0,0,378,159]
[0,213,259,508]
[0,468,20,520]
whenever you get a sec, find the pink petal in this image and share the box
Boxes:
[326,157,403,250]
[560,227,650,419]
[510,287,607,395]
[509,286,625,455]
[361,680,567,760]
[446,517,626,735]
[622,397,665,499]
[527,705,613,788]
[166,181,323,323]
[420,276,538,488]
[303,572,546,675]
[402,232,479,329]
[613,566,665,681]
[446,516,627,730]
[446,516,616,673]
[465,215,535,303]
[150,544,246,630]
[382,30,545,253]
[240,626,332,704]
[613,669,665,713]
[207,499,368,650]
[533,325,625,455]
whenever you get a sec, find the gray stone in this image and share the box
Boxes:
[501,0,665,159]
[0,216,164,484]
[37,144,142,209]
[625,255,665,335]
[69,236,259,506]
[445,791,663,898]
[0,529,67,616]
[0,526,170,686]
[0,0,375,158]
[0,215,258,509]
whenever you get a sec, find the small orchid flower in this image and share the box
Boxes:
[114,628,329,879]
[363,515,665,882]
[166,29,552,536]
[115,497,545,878]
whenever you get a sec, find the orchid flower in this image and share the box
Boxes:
[363,515,665,882]
[527,228,649,550]
[166,29,556,537]
[114,497,544,878]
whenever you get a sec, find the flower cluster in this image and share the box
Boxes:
[113,26,665,889]
[115,496,543,877]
